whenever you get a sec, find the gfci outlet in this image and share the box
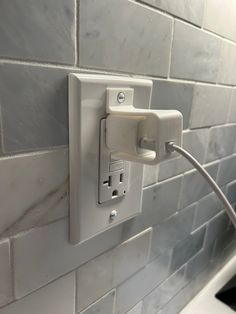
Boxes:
[68,74,152,244]
[98,119,129,204]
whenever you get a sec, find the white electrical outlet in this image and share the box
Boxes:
[98,119,129,204]
[69,74,151,244]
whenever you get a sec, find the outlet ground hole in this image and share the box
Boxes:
[112,190,118,198]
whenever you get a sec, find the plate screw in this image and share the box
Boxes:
[110,210,118,220]
[117,92,125,103]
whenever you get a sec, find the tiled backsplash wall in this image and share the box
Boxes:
[0,0,236,313]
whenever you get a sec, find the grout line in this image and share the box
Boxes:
[0,58,77,70]
[135,0,202,29]
[74,270,78,314]
[9,239,16,301]
[201,0,207,30]
[202,128,211,164]
[112,289,116,314]
[74,0,78,66]
[226,88,234,123]
[136,0,236,47]
[167,19,175,78]
[0,104,5,154]
[0,57,235,89]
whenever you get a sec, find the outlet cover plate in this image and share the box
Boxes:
[69,73,152,244]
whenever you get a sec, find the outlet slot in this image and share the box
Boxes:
[112,190,118,198]
[120,173,123,183]
[103,176,112,187]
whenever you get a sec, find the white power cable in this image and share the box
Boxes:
[166,142,236,230]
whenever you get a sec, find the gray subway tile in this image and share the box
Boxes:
[140,0,204,26]
[150,204,196,260]
[0,272,75,314]
[126,302,143,314]
[129,175,183,239]
[179,162,219,209]
[217,155,236,186]
[158,128,208,181]
[142,266,187,314]
[185,245,214,282]
[77,250,113,312]
[80,290,115,314]
[151,80,194,129]
[158,261,215,314]
[0,0,75,64]
[170,21,221,82]
[192,193,222,230]
[79,0,172,76]
[116,252,171,314]
[170,226,206,273]
[143,165,159,188]
[218,41,236,85]
[204,0,236,42]
[13,218,123,298]
[0,149,68,238]
[142,176,182,218]
[76,229,151,312]
[213,223,236,261]
[204,212,230,247]
[190,85,232,128]
[0,239,12,307]
[122,176,183,239]
[228,89,236,123]
[226,180,236,204]
[0,63,69,152]
[206,125,236,162]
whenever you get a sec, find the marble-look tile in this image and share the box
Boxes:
[185,245,214,281]
[206,125,236,162]
[158,261,215,314]
[142,176,182,216]
[140,0,204,26]
[80,290,115,314]
[77,250,113,312]
[212,223,235,260]
[79,0,172,76]
[158,129,208,181]
[179,162,219,209]
[0,0,75,64]
[170,21,221,83]
[192,193,222,230]
[116,252,171,314]
[13,218,123,298]
[204,0,236,42]
[126,302,143,314]
[204,212,230,247]
[151,80,194,129]
[218,41,236,85]
[190,85,232,128]
[228,89,236,123]
[0,149,68,238]
[226,180,236,204]
[0,272,75,314]
[122,176,182,240]
[143,164,159,188]
[170,226,206,273]
[150,204,196,261]
[0,239,12,307]
[217,155,236,186]
[0,63,70,153]
[142,266,187,314]
[76,228,151,312]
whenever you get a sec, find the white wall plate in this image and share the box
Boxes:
[68,73,152,244]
